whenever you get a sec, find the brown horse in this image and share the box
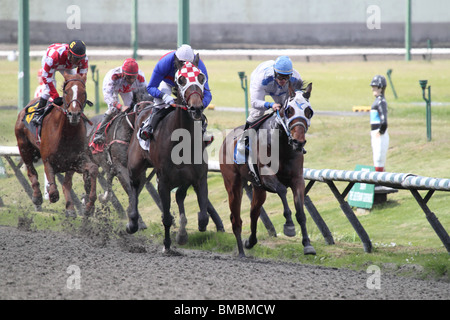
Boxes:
[15,73,98,216]
[219,85,316,257]
[127,57,223,251]
[86,94,152,229]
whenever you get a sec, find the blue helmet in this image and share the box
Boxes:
[274,56,293,75]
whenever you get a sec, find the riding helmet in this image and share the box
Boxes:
[175,44,195,62]
[370,75,387,88]
[274,56,293,75]
[122,58,139,75]
[68,40,86,57]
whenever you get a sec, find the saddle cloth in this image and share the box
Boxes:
[22,101,42,143]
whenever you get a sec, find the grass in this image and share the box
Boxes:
[0,57,449,281]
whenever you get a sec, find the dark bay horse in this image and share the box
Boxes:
[127,57,223,251]
[219,85,316,257]
[86,94,152,229]
[15,73,98,216]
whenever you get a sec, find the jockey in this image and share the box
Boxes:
[33,40,88,125]
[139,44,213,144]
[247,55,304,127]
[235,56,306,176]
[370,75,389,173]
[92,58,147,145]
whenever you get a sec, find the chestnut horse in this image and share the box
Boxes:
[219,85,316,257]
[15,73,98,216]
[127,57,223,252]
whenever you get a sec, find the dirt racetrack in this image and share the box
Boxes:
[1,220,449,301]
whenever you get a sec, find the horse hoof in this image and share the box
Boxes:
[176,232,188,245]
[65,210,77,218]
[283,224,296,237]
[244,238,257,249]
[49,192,59,203]
[34,204,42,212]
[198,220,209,232]
[126,222,138,234]
[32,195,43,206]
[304,245,316,255]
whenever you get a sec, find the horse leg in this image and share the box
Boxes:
[43,163,59,204]
[245,185,266,249]
[83,162,98,216]
[263,175,296,237]
[194,176,209,232]
[126,144,147,234]
[292,183,316,255]
[175,185,189,245]
[278,185,297,237]
[99,169,114,204]
[223,172,245,257]
[158,180,173,252]
[116,164,147,230]
[23,155,43,209]
[62,171,76,217]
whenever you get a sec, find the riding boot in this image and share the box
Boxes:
[140,108,172,140]
[93,112,114,145]
[139,110,157,140]
[31,98,49,126]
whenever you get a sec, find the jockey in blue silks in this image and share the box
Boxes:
[139,44,212,144]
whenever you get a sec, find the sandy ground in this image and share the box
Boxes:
[1,221,449,301]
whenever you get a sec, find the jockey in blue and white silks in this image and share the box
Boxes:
[247,56,303,124]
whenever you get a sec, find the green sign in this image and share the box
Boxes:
[348,165,375,209]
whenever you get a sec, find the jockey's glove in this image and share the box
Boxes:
[162,93,175,106]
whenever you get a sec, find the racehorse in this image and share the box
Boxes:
[15,73,98,217]
[219,85,316,257]
[86,92,152,229]
[127,56,223,251]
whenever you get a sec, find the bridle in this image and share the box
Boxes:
[62,78,88,110]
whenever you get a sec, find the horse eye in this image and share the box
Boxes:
[178,76,187,86]
[198,74,206,85]
[286,106,294,118]
[304,106,314,119]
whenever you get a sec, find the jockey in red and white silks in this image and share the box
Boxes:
[102,63,147,113]
[92,58,147,145]
[40,41,88,103]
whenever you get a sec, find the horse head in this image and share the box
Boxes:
[174,55,206,121]
[62,73,87,125]
[281,83,314,152]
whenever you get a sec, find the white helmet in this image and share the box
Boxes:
[175,44,195,62]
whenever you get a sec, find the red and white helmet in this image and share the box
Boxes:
[122,58,139,76]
